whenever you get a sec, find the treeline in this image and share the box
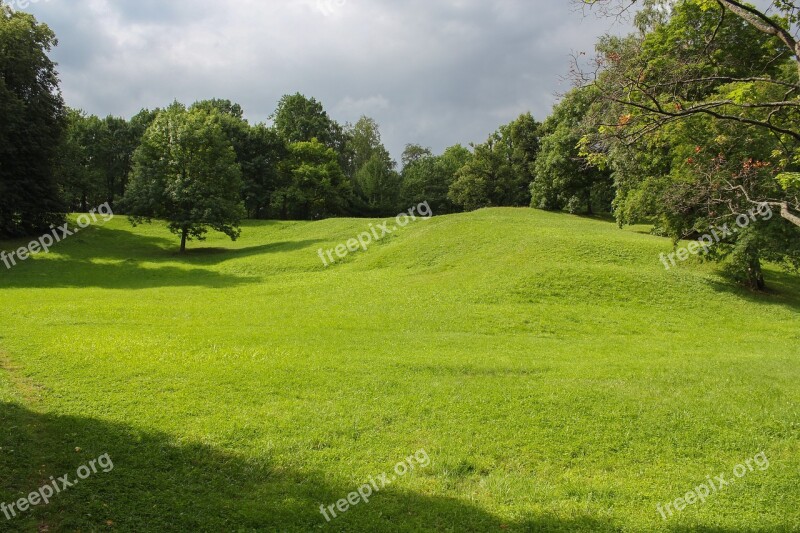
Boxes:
[4,2,800,288]
[57,97,551,221]
[58,91,619,224]
[0,5,600,243]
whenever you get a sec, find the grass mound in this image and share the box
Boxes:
[0,208,798,531]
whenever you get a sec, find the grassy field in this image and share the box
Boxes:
[0,208,798,532]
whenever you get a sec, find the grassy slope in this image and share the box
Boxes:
[0,208,798,532]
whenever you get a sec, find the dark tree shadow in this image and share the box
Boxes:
[1,225,322,264]
[705,268,800,314]
[0,225,323,289]
[180,239,325,264]
[0,402,623,532]
[573,213,617,224]
[0,258,258,290]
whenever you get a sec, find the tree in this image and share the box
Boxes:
[346,116,400,214]
[55,110,106,211]
[272,139,351,220]
[577,0,800,288]
[240,124,286,219]
[448,114,541,211]
[191,98,244,120]
[355,153,401,214]
[98,115,134,206]
[578,0,800,227]
[401,144,432,169]
[55,108,157,213]
[190,99,249,157]
[506,113,542,206]
[0,6,66,237]
[123,103,245,253]
[190,99,289,220]
[531,88,613,214]
[272,93,339,147]
[401,144,471,214]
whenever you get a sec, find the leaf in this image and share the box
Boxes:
[776,172,800,193]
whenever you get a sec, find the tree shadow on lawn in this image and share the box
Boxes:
[0,401,621,532]
[705,268,800,314]
[0,226,324,289]
[0,225,323,265]
[0,257,259,290]
[179,238,325,264]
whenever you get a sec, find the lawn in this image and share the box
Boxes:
[0,208,798,532]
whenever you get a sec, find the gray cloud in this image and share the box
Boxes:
[24,0,625,159]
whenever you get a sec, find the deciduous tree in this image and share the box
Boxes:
[0,6,66,237]
[124,103,245,252]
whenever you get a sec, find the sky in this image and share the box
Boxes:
[14,0,629,161]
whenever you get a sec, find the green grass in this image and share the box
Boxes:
[0,208,798,532]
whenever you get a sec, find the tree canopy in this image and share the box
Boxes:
[0,7,65,237]
[575,0,800,288]
[124,103,245,252]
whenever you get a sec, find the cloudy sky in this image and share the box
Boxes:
[18,0,627,160]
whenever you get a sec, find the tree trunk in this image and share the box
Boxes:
[747,256,766,291]
[180,229,188,253]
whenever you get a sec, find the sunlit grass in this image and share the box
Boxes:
[0,208,798,531]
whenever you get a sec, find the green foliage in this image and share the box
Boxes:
[0,7,65,237]
[240,124,287,219]
[777,172,800,195]
[190,100,289,220]
[346,116,400,214]
[354,153,401,214]
[55,110,106,210]
[531,89,613,214]
[123,103,245,251]
[272,93,339,147]
[401,143,433,168]
[638,0,788,88]
[191,99,251,163]
[272,138,351,220]
[56,109,154,212]
[449,114,541,211]
[448,163,492,211]
[590,0,800,287]
[402,144,472,214]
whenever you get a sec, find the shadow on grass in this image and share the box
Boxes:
[573,213,617,224]
[0,226,324,289]
[0,226,322,264]
[705,267,800,313]
[0,258,259,290]
[180,239,324,263]
[0,401,620,532]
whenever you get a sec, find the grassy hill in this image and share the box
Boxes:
[0,208,798,531]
